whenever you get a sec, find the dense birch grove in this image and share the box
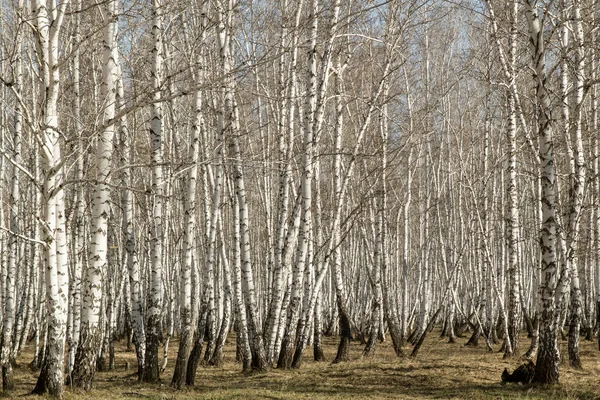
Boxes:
[0,0,599,396]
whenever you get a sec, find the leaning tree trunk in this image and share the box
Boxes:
[210,236,233,366]
[277,1,316,366]
[290,0,349,369]
[214,0,267,373]
[217,0,268,369]
[264,0,304,364]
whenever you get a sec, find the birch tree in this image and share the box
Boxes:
[264,0,304,365]
[66,0,84,379]
[277,0,321,369]
[171,10,207,388]
[120,71,146,380]
[71,0,119,388]
[565,0,585,369]
[217,0,268,372]
[504,0,521,360]
[524,0,560,384]
[1,0,24,391]
[31,0,71,395]
[144,0,165,383]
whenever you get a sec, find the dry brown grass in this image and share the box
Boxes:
[7,332,600,399]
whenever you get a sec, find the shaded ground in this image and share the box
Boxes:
[8,332,600,399]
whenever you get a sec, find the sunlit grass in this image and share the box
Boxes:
[9,331,600,399]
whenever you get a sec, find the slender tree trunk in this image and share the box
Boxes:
[214,0,267,372]
[566,0,585,369]
[1,1,23,389]
[331,62,351,364]
[378,87,403,357]
[277,0,320,368]
[591,17,600,353]
[264,0,304,364]
[504,0,520,360]
[144,0,165,383]
[401,147,414,345]
[66,0,84,379]
[210,236,232,366]
[231,193,252,371]
[313,289,325,361]
[120,74,146,380]
[363,199,383,358]
[231,108,269,372]
[171,59,205,390]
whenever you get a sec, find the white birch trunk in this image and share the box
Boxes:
[504,0,520,359]
[144,0,165,383]
[32,0,70,396]
[71,0,118,388]
[566,0,585,369]
[211,228,233,365]
[378,94,403,356]
[119,71,146,380]
[280,0,344,368]
[217,0,267,371]
[66,0,84,378]
[331,60,352,364]
[231,99,268,371]
[171,50,206,390]
[1,1,23,389]
[231,189,252,371]
[264,0,304,364]
[592,15,600,352]
[277,0,319,368]
[526,0,560,384]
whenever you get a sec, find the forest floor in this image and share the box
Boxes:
[9,332,600,399]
